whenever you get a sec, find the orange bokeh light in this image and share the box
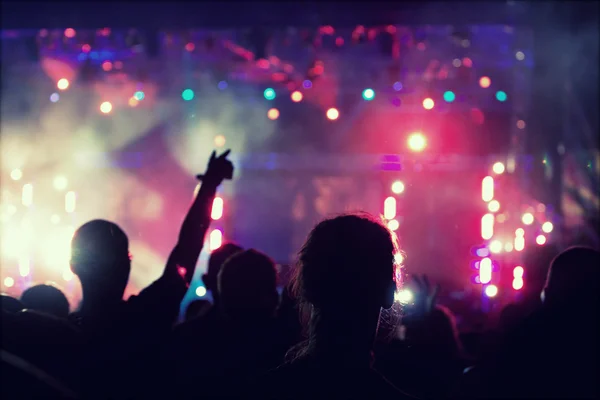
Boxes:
[291,91,303,102]
[479,76,491,88]
[422,98,434,110]
[326,108,339,121]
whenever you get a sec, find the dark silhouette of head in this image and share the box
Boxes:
[291,213,398,365]
[70,220,130,312]
[218,249,278,321]
[20,284,70,318]
[184,299,211,321]
[1,295,24,314]
[423,306,463,357]
[202,243,242,305]
[542,246,600,313]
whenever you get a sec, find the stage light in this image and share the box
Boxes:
[185,42,195,52]
[214,135,226,147]
[488,200,500,213]
[387,219,399,231]
[522,213,534,225]
[182,89,195,101]
[515,228,525,237]
[422,98,435,110]
[267,108,280,120]
[211,197,224,220]
[100,101,113,114]
[394,253,404,265]
[492,162,505,174]
[484,284,498,297]
[393,82,403,91]
[65,191,76,213]
[264,88,276,100]
[513,266,524,278]
[504,242,513,252]
[496,91,507,102]
[134,91,145,101]
[391,181,405,194]
[50,93,60,103]
[395,289,413,304]
[53,175,68,191]
[384,196,397,220]
[3,277,14,288]
[362,88,375,101]
[514,236,525,252]
[443,91,456,102]
[195,286,207,297]
[102,61,113,72]
[22,184,33,206]
[542,221,553,233]
[489,240,503,254]
[512,278,524,290]
[479,76,491,88]
[482,176,494,202]
[19,256,30,277]
[64,28,76,38]
[128,97,139,107]
[57,78,70,91]
[291,91,303,102]
[536,234,546,245]
[481,213,494,240]
[10,169,22,181]
[326,108,339,121]
[209,229,223,251]
[479,258,492,284]
[515,51,525,61]
[407,133,427,152]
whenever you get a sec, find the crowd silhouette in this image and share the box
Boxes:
[2,149,599,399]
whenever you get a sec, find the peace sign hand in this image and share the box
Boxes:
[197,149,234,186]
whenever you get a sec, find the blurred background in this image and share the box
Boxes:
[1,2,598,326]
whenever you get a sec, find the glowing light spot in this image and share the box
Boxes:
[481,213,494,240]
[522,213,534,225]
[482,176,494,202]
[492,162,505,174]
[214,135,226,147]
[394,253,404,265]
[195,286,207,297]
[82,44,91,53]
[391,181,405,194]
[64,28,76,38]
[393,82,403,91]
[422,98,435,110]
[182,89,195,101]
[362,88,375,101]
[514,236,525,252]
[22,184,33,206]
[10,169,22,181]
[513,266,524,278]
[217,81,228,90]
[134,91,145,101]
[211,197,224,220]
[303,80,312,89]
[264,88,276,100]
[536,234,546,245]
[53,175,68,191]
[479,76,491,88]
[3,277,14,288]
[512,278,524,290]
[504,242,513,252]
[395,289,413,304]
[209,229,223,251]
[185,42,195,52]
[484,284,498,297]
[542,222,553,233]
[65,191,76,213]
[515,51,525,61]
[496,91,507,102]
[57,79,70,91]
[50,93,60,103]
[517,120,526,129]
[291,91,303,102]
[326,108,339,121]
[387,219,399,231]
[407,133,427,152]
[479,258,492,284]
[19,256,30,277]
[100,101,113,114]
[102,61,113,71]
[128,97,139,107]
[62,269,74,281]
[489,240,503,254]
[267,108,280,120]
[515,228,525,237]
[452,58,461,67]
[488,200,500,213]
[462,57,473,68]
[383,196,397,220]
[443,91,456,102]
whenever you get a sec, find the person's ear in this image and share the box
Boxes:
[382,280,396,309]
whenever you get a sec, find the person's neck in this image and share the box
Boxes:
[79,289,122,317]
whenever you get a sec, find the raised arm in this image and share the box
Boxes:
[164,150,234,284]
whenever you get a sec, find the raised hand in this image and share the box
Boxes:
[410,274,440,315]
[197,149,234,186]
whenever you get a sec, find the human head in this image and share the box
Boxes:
[541,246,600,311]
[70,220,130,306]
[1,294,24,314]
[291,213,398,356]
[20,284,70,318]
[217,249,278,321]
[202,242,243,304]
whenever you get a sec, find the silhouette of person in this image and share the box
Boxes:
[69,149,234,398]
[254,212,413,399]
[1,294,24,314]
[21,284,70,318]
[183,298,211,322]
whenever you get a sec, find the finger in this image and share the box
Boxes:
[218,149,231,159]
[423,275,431,294]
[210,151,216,162]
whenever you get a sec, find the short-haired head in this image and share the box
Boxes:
[202,242,243,299]
[20,284,70,318]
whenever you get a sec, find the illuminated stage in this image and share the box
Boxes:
[0,25,559,314]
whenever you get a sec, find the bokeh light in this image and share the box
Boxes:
[489,240,503,254]
[326,108,339,121]
[407,133,427,152]
[536,234,547,245]
[182,89,195,101]
[185,42,195,52]
[214,135,226,147]
[522,213,534,225]
[195,286,207,297]
[128,97,139,107]
[515,51,525,61]
[302,80,312,89]
[443,91,456,102]
[422,98,435,110]
[102,61,113,72]
[452,59,461,67]
[134,91,145,101]
[50,93,60,103]
[488,200,500,213]
[10,169,23,181]
[515,228,525,237]
[290,91,303,102]
[53,175,68,191]
[462,57,473,68]
[496,91,507,102]
[517,120,526,129]
[267,108,280,120]
[3,277,14,288]
[391,181,405,194]
[395,289,413,304]
[264,88,276,100]
[57,78,69,91]
[362,88,375,101]
[484,284,498,298]
[492,162,505,174]
[64,28,76,38]
[100,101,113,114]
[479,76,491,88]
[542,221,553,233]
[387,219,399,231]
[217,81,228,90]
[393,82,403,91]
